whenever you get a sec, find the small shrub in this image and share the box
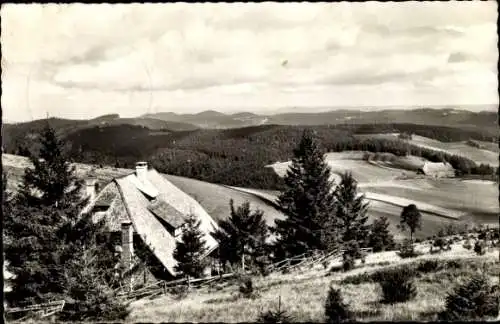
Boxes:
[342,254,356,272]
[258,296,294,323]
[325,286,353,322]
[238,274,258,299]
[397,239,422,258]
[342,264,415,285]
[439,274,500,321]
[416,259,440,273]
[380,268,417,303]
[444,259,462,270]
[342,240,362,272]
[170,285,189,300]
[433,237,445,250]
[474,240,486,255]
[463,240,472,250]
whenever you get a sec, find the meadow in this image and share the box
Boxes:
[355,134,499,167]
[127,245,499,322]
[266,150,499,235]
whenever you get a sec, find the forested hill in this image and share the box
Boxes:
[143,108,498,132]
[3,121,497,191]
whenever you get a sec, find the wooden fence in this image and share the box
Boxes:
[117,247,374,301]
[5,300,66,320]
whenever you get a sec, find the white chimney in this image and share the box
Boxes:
[121,221,134,292]
[135,161,148,183]
[121,221,134,271]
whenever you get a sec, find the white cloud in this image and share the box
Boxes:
[1,2,498,122]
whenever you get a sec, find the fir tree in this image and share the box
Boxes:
[18,122,82,209]
[212,200,268,271]
[400,204,422,246]
[4,122,127,320]
[173,214,208,279]
[4,205,69,306]
[334,172,369,245]
[273,129,338,259]
[367,216,395,252]
[59,245,129,321]
[440,274,499,321]
[324,286,353,322]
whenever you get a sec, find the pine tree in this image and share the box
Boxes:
[400,204,422,246]
[59,246,129,321]
[440,274,499,320]
[4,205,69,306]
[324,286,353,322]
[273,129,338,259]
[367,216,395,252]
[334,172,369,245]
[4,122,127,320]
[173,214,208,279]
[18,122,82,209]
[212,199,268,271]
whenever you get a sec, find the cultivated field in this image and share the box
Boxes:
[355,134,499,167]
[268,151,419,185]
[127,245,499,322]
[266,150,499,236]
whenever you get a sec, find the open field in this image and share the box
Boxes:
[355,133,499,167]
[266,151,499,234]
[268,151,419,185]
[127,246,499,322]
[229,186,472,240]
[164,174,286,225]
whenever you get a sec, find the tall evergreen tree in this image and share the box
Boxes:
[400,204,422,246]
[272,129,338,259]
[367,216,395,252]
[212,199,268,271]
[334,172,369,246]
[4,122,128,321]
[18,122,82,209]
[173,214,208,279]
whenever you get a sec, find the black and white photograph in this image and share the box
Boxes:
[1,2,499,322]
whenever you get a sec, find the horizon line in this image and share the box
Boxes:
[3,104,498,124]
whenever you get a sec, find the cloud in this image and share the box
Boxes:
[1,2,498,122]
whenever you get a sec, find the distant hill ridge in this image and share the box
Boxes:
[141,108,498,131]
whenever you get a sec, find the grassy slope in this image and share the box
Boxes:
[164,174,286,226]
[266,151,499,232]
[355,134,499,166]
[128,246,499,322]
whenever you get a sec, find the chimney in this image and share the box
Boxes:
[121,222,134,271]
[135,161,148,183]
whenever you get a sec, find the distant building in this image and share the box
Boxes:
[417,162,455,178]
[82,162,220,284]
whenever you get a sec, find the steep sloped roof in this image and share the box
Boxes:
[84,167,219,276]
[114,176,180,274]
[147,198,186,229]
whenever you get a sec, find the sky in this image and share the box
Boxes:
[1,2,498,122]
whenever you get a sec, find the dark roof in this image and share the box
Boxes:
[147,198,186,229]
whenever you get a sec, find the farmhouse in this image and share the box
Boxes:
[417,162,455,178]
[82,162,220,283]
